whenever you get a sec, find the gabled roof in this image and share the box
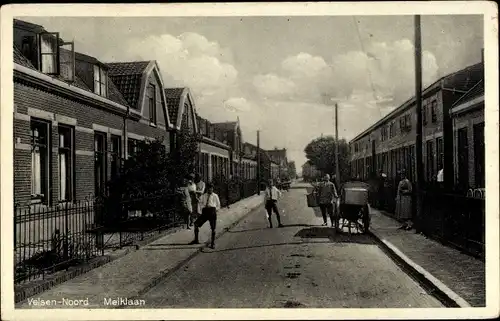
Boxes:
[164,87,186,126]
[14,45,35,69]
[452,79,484,108]
[106,61,151,109]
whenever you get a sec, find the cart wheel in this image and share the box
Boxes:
[362,205,370,234]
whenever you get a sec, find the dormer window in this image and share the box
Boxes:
[147,84,157,125]
[93,65,107,97]
[39,32,60,75]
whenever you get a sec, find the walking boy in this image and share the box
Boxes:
[189,183,221,249]
[264,179,284,228]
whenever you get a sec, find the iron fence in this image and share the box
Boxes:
[421,190,485,258]
[14,182,258,284]
[214,179,258,208]
[14,198,100,284]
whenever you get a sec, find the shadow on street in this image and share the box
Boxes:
[227,223,317,233]
[198,240,332,253]
[294,227,374,244]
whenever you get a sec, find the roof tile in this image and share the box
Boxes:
[106,61,151,109]
[164,88,186,126]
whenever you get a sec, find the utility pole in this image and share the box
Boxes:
[257,130,261,195]
[335,103,340,187]
[414,15,424,234]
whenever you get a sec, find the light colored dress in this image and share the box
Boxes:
[396,178,412,220]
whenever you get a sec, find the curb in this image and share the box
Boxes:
[369,229,472,308]
[115,197,264,308]
[15,224,184,304]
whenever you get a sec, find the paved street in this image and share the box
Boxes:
[133,188,443,308]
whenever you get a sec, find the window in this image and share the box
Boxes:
[389,122,395,138]
[59,41,75,82]
[94,132,107,196]
[58,125,75,201]
[127,138,139,157]
[431,100,438,123]
[423,104,428,125]
[93,65,107,97]
[473,122,485,188]
[436,137,444,171]
[31,119,50,203]
[22,36,35,64]
[426,140,435,182]
[39,32,59,74]
[110,135,122,180]
[147,84,156,125]
[457,128,469,190]
[400,114,412,132]
[381,126,388,141]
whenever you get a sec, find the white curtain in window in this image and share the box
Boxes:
[100,68,107,96]
[31,147,41,195]
[59,153,67,200]
[93,65,101,94]
[40,37,56,74]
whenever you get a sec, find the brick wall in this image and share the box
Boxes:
[13,80,172,205]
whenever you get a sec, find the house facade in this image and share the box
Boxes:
[349,60,484,191]
[267,148,289,180]
[13,20,172,208]
[450,80,485,191]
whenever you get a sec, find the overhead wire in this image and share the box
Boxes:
[352,16,384,118]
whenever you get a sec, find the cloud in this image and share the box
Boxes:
[223,97,253,112]
[102,32,238,104]
[252,38,440,108]
[281,52,328,79]
[252,74,296,99]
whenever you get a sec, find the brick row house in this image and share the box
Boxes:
[12,18,289,252]
[13,20,172,209]
[349,59,484,192]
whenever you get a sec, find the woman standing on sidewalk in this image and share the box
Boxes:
[395,169,413,230]
[187,174,198,227]
[178,177,193,229]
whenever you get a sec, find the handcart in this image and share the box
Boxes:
[338,181,371,234]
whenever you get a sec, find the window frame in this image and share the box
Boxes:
[431,100,438,123]
[58,124,75,202]
[30,119,51,204]
[110,135,122,180]
[473,122,485,188]
[93,64,108,97]
[423,103,428,125]
[147,84,157,125]
[38,32,60,75]
[59,41,75,83]
[94,131,108,197]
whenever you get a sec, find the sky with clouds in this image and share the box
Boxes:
[21,15,483,170]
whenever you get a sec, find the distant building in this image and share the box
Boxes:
[266,148,289,180]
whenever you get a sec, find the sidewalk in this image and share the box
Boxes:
[369,208,485,307]
[17,194,264,309]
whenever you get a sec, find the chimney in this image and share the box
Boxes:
[481,48,484,63]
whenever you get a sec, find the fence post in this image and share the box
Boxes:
[64,202,69,260]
